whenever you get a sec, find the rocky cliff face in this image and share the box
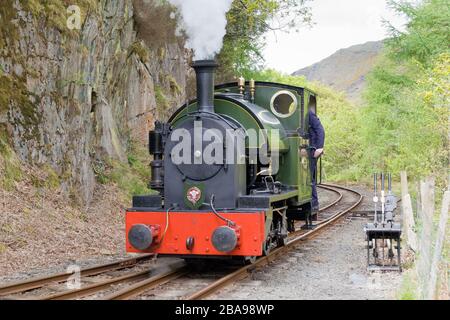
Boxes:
[0,0,190,204]
[293,41,383,103]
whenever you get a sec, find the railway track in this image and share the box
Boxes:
[185,184,363,300]
[0,184,362,300]
[0,254,154,298]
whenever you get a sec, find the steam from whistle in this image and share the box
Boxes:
[168,0,233,60]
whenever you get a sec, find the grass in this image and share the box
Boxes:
[166,75,182,95]
[395,180,449,300]
[0,128,23,190]
[108,161,150,198]
[155,85,170,113]
[95,141,153,200]
[0,131,61,192]
[397,270,419,300]
[0,154,22,190]
[129,41,150,64]
[31,164,61,190]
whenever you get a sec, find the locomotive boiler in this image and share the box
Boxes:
[126,60,319,262]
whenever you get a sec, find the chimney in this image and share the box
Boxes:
[191,60,218,114]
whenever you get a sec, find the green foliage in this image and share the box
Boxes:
[397,271,419,300]
[244,69,308,86]
[385,0,450,66]
[163,75,182,95]
[155,85,170,112]
[31,164,61,190]
[24,0,67,31]
[0,1,20,50]
[218,0,312,80]
[129,41,150,64]
[359,0,449,184]
[108,161,150,199]
[0,127,22,190]
[96,142,152,199]
[0,127,60,191]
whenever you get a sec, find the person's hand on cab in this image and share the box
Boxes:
[314,148,324,158]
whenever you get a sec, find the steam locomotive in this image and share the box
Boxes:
[126,60,319,262]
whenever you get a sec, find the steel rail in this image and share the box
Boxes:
[186,184,363,300]
[0,254,154,297]
[291,185,342,230]
[40,270,151,300]
[38,261,187,300]
[317,184,343,212]
[102,267,189,300]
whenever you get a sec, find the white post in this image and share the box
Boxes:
[417,177,435,299]
[427,190,450,300]
[401,171,409,198]
[403,194,418,252]
[400,171,417,251]
[416,181,422,220]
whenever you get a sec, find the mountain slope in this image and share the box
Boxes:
[292,41,384,102]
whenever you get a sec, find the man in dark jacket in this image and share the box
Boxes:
[308,108,325,212]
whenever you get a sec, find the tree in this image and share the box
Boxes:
[360,0,449,182]
[217,0,312,81]
[385,0,450,65]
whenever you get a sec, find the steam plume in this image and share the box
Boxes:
[168,0,233,60]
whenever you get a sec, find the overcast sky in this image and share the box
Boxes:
[263,0,408,73]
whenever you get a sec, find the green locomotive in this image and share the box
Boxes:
[126,60,320,261]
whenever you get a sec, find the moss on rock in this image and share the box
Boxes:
[129,41,150,64]
[0,1,20,50]
[155,85,169,112]
[0,73,41,138]
[0,126,23,190]
[21,0,99,33]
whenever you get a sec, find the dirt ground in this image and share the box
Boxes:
[209,186,404,300]
[0,169,128,280]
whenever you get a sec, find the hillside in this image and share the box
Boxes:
[292,41,384,103]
